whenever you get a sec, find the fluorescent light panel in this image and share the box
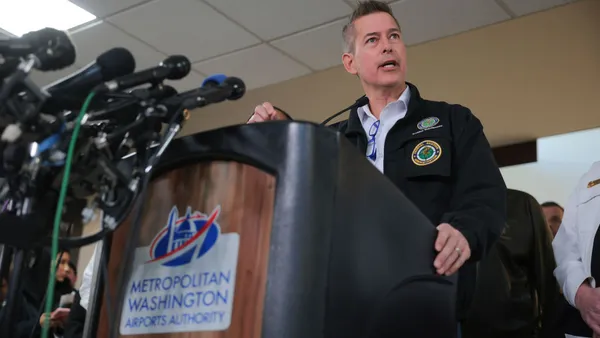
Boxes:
[0,0,96,37]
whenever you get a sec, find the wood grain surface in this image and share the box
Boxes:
[96,161,276,338]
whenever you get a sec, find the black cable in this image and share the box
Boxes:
[108,157,151,338]
[108,109,184,338]
[273,106,293,120]
[108,135,164,337]
[99,238,114,338]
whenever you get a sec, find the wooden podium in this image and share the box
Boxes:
[86,121,458,338]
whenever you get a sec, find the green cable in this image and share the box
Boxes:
[41,91,96,338]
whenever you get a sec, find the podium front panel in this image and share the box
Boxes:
[97,161,276,338]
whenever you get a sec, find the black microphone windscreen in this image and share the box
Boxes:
[160,55,191,80]
[224,77,245,100]
[96,47,136,80]
[23,28,76,71]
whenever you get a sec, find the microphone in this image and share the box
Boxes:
[41,47,136,113]
[0,29,77,107]
[161,76,246,112]
[320,95,369,125]
[0,28,76,71]
[85,84,178,124]
[96,85,180,148]
[96,55,191,93]
[201,74,226,88]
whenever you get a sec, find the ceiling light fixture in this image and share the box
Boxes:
[0,0,96,37]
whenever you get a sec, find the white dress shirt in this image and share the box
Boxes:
[553,161,600,338]
[357,86,411,173]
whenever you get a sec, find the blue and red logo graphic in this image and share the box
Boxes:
[147,206,221,267]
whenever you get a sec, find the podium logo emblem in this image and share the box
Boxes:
[146,206,222,267]
[412,140,442,166]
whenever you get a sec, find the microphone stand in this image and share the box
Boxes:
[0,199,13,290]
[0,141,45,336]
[0,199,33,337]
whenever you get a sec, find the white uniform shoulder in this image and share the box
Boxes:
[581,161,600,183]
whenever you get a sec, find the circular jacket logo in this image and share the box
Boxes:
[147,206,221,267]
[412,140,442,166]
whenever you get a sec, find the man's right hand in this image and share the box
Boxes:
[248,102,288,123]
[575,281,600,333]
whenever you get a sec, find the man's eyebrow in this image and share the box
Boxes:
[364,28,401,38]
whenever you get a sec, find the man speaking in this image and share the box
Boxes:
[248,0,507,332]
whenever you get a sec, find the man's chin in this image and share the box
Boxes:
[361,74,404,90]
[376,79,404,89]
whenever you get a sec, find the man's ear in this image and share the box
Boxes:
[342,52,357,76]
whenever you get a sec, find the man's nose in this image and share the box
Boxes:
[381,39,392,53]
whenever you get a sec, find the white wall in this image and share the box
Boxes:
[500,161,589,206]
[500,128,600,206]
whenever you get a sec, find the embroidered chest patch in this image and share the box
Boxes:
[411,140,442,166]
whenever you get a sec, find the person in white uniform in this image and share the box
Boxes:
[77,244,100,313]
[553,161,600,338]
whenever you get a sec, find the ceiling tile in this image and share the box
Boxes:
[204,0,352,41]
[193,44,312,90]
[70,21,167,70]
[0,28,13,38]
[107,0,260,62]
[271,19,346,71]
[69,0,148,18]
[390,0,511,46]
[500,0,574,16]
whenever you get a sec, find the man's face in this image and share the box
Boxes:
[542,206,563,237]
[55,252,71,282]
[342,12,407,90]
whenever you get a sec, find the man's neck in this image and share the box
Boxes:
[364,82,407,119]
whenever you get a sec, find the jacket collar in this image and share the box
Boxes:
[344,82,422,138]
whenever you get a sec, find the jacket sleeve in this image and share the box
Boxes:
[552,178,594,307]
[527,195,560,336]
[440,107,507,261]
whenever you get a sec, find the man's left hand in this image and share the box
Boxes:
[433,223,471,276]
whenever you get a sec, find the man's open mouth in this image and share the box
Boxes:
[380,60,398,69]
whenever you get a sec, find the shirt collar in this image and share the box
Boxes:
[357,85,412,123]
